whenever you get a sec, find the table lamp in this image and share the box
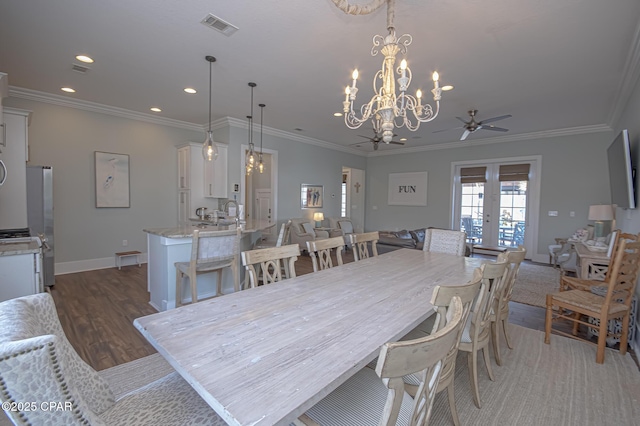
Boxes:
[588,204,614,239]
[313,212,324,228]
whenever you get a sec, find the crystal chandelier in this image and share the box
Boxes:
[245,82,257,175]
[333,0,449,143]
[202,55,219,161]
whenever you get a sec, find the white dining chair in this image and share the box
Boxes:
[0,293,225,426]
[423,229,467,256]
[402,276,482,426]
[350,231,379,261]
[307,236,345,272]
[458,260,508,408]
[298,296,464,426]
[175,227,241,307]
[241,244,300,288]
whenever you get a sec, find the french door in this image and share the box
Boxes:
[453,158,539,257]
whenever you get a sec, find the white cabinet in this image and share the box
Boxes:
[0,108,31,229]
[204,143,228,198]
[176,142,228,225]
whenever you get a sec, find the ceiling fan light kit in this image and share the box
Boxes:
[333,0,448,144]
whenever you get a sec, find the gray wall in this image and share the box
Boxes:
[364,132,612,256]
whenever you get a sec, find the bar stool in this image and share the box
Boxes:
[175,227,241,307]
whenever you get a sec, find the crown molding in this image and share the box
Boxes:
[8,86,205,132]
[224,116,366,156]
[369,124,612,157]
[608,18,640,128]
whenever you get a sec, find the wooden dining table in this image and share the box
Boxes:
[134,248,486,426]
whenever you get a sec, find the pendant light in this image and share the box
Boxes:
[245,82,257,175]
[202,55,218,161]
[258,103,265,174]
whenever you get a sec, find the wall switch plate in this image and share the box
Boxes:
[569,211,575,217]
[548,211,558,217]
[122,240,128,246]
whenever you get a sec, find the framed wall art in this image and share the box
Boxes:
[301,184,323,208]
[388,172,428,206]
[95,151,130,208]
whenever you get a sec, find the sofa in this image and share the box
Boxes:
[378,227,470,256]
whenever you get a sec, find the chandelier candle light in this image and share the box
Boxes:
[334,0,449,143]
[202,55,219,162]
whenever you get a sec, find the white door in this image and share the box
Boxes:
[453,158,540,257]
[255,189,273,235]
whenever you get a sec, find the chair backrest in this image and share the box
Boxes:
[241,244,300,288]
[512,222,525,246]
[350,231,379,262]
[191,227,241,265]
[0,293,115,424]
[461,217,479,240]
[423,229,467,256]
[466,261,508,344]
[604,231,638,282]
[603,238,640,309]
[496,246,527,307]
[375,296,464,426]
[306,236,345,272]
[428,277,482,389]
[279,220,292,246]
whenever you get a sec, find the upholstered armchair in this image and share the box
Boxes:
[327,216,360,240]
[290,218,329,251]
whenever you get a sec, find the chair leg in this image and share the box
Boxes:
[190,274,198,305]
[446,380,461,426]
[482,346,495,381]
[502,317,513,349]
[596,317,607,364]
[544,295,553,344]
[621,314,630,356]
[572,312,581,336]
[491,321,502,366]
[216,270,223,296]
[467,351,482,408]
[175,269,183,308]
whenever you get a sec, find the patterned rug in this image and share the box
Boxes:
[510,262,561,307]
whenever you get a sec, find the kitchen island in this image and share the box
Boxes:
[144,220,273,311]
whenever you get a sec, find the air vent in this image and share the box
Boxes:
[72,64,90,74]
[201,13,238,36]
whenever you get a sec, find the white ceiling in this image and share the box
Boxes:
[1,0,640,153]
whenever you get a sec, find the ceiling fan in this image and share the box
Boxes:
[434,109,512,141]
[349,131,405,151]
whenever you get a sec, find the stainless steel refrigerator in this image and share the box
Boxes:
[26,165,54,288]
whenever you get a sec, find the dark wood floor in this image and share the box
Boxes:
[49,250,638,371]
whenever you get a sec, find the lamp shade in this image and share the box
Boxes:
[588,204,614,221]
[313,212,324,222]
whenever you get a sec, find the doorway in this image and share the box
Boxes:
[452,157,540,257]
[241,146,278,231]
[342,167,365,232]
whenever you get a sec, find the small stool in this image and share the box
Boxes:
[115,250,142,270]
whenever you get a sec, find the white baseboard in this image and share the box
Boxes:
[55,253,148,275]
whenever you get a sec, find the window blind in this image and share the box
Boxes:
[499,164,530,181]
[460,166,487,183]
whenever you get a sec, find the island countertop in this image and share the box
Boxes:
[143,220,275,239]
[0,241,41,256]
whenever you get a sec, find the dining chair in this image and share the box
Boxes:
[423,229,467,256]
[306,236,345,272]
[175,227,241,307]
[349,231,379,261]
[253,220,292,249]
[241,243,300,288]
[402,276,483,426]
[298,296,464,426]
[491,246,527,366]
[458,259,508,408]
[545,237,640,364]
[0,293,225,425]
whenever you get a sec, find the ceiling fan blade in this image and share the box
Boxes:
[455,116,468,124]
[460,130,470,141]
[349,141,368,146]
[482,125,509,132]
[388,141,405,145]
[433,126,463,134]
[479,114,512,125]
[357,135,374,139]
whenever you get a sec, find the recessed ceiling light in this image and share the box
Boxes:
[61,87,75,93]
[333,112,342,117]
[184,88,197,94]
[400,137,407,141]
[442,85,454,91]
[150,107,162,112]
[75,55,94,64]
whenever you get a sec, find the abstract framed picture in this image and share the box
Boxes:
[301,184,323,209]
[95,151,130,208]
[388,171,428,206]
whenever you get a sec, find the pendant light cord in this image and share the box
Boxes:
[208,59,212,132]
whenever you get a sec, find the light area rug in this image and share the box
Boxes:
[510,262,560,307]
